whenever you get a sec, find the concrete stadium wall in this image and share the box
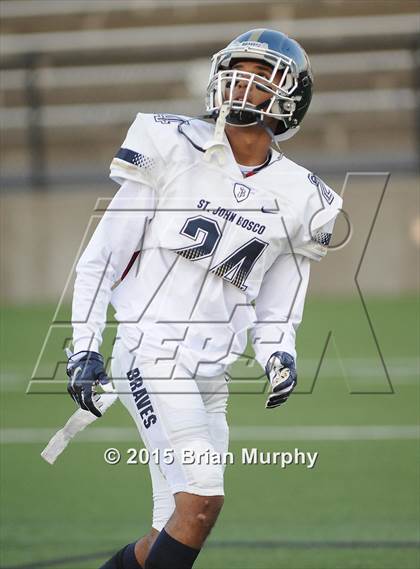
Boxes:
[1,173,418,305]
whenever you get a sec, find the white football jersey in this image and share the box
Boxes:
[72,113,342,377]
[111,113,341,283]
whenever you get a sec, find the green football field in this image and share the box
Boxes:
[1,296,419,569]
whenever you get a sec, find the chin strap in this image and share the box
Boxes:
[180,104,291,164]
[203,103,231,165]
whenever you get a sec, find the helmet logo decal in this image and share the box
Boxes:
[237,41,268,50]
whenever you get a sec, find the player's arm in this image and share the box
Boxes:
[68,179,156,416]
[250,253,310,409]
[252,177,342,409]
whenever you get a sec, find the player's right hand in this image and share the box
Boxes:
[265,351,297,409]
[66,351,109,417]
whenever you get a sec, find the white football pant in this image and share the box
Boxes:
[111,341,229,531]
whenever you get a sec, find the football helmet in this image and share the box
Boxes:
[206,28,313,140]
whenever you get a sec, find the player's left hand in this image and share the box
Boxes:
[265,351,297,409]
[66,351,109,417]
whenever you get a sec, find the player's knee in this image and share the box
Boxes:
[175,493,224,530]
[173,438,225,497]
[195,496,224,529]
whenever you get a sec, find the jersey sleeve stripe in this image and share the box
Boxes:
[115,148,155,169]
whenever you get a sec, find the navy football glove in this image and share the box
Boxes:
[265,351,297,409]
[66,351,109,417]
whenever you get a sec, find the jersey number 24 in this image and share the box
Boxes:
[174,215,268,291]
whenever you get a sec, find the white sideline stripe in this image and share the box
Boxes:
[231,425,420,441]
[1,425,419,445]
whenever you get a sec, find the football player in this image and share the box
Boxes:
[67,29,342,569]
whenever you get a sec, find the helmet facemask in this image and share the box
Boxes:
[206,44,300,132]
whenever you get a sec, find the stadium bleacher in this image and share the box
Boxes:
[1,0,419,188]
